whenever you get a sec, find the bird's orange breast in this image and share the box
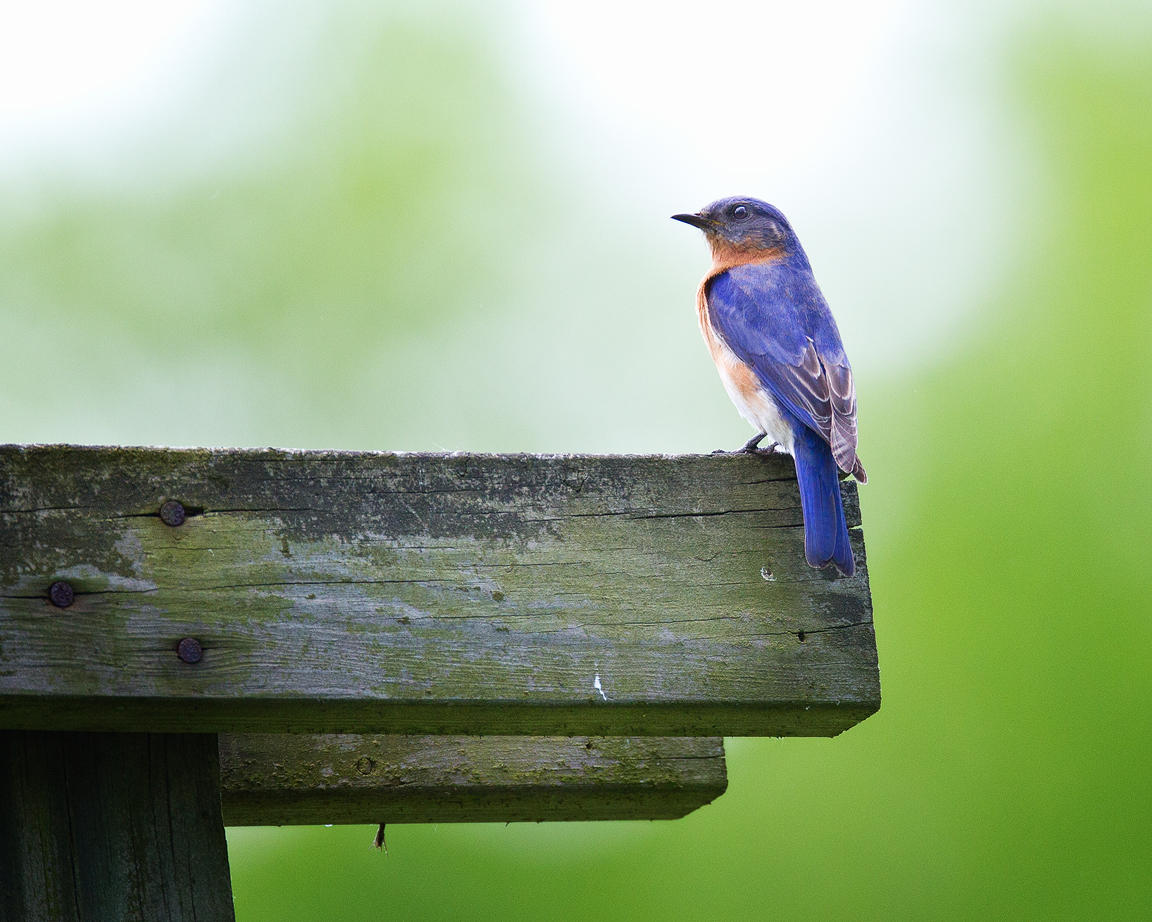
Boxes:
[695,243,785,371]
[696,282,764,408]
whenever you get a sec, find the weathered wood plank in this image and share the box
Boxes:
[0,731,234,922]
[0,445,879,736]
[219,734,727,825]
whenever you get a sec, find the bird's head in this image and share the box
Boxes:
[672,197,799,262]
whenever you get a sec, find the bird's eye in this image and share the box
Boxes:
[730,204,750,220]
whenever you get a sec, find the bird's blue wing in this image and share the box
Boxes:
[707,263,864,480]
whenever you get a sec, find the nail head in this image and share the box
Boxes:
[48,581,75,608]
[160,500,186,527]
[177,637,203,664]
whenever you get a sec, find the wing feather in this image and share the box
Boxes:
[707,263,864,480]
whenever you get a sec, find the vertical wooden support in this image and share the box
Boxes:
[0,732,234,922]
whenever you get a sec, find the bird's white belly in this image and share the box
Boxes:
[713,340,795,454]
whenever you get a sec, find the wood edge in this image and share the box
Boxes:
[219,733,728,826]
[0,699,881,737]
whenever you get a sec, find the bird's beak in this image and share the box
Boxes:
[671,212,715,231]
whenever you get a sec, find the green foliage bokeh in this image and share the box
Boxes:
[2,3,1150,919]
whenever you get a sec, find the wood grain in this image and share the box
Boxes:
[0,445,879,736]
[219,733,728,825]
[0,731,234,922]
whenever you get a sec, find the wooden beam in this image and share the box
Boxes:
[0,445,879,737]
[0,731,234,922]
[219,733,727,825]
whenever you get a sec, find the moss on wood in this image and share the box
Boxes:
[0,445,878,736]
[219,733,727,824]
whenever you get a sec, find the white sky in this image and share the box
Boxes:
[0,1,232,168]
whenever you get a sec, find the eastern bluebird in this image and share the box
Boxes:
[673,197,865,576]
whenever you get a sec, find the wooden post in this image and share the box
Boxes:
[0,444,881,920]
[0,731,234,922]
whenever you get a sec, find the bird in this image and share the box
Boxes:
[673,197,865,577]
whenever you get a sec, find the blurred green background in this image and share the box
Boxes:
[3,1,1151,918]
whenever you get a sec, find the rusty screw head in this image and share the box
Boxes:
[48,581,75,608]
[159,500,186,527]
[176,637,203,664]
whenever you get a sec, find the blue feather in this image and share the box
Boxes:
[706,261,861,576]
[791,414,854,576]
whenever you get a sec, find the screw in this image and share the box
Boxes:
[48,581,75,608]
[159,500,186,527]
[355,756,376,776]
[177,637,203,664]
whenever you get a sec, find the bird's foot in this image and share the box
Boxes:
[713,433,779,455]
[737,433,768,453]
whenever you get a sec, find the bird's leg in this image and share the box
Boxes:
[738,432,768,453]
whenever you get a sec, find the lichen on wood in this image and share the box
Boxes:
[0,445,879,737]
[219,733,728,824]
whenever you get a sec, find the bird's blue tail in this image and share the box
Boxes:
[792,424,855,577]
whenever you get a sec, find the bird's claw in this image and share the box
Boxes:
[714,434,781,455]
[740,441,780,455]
